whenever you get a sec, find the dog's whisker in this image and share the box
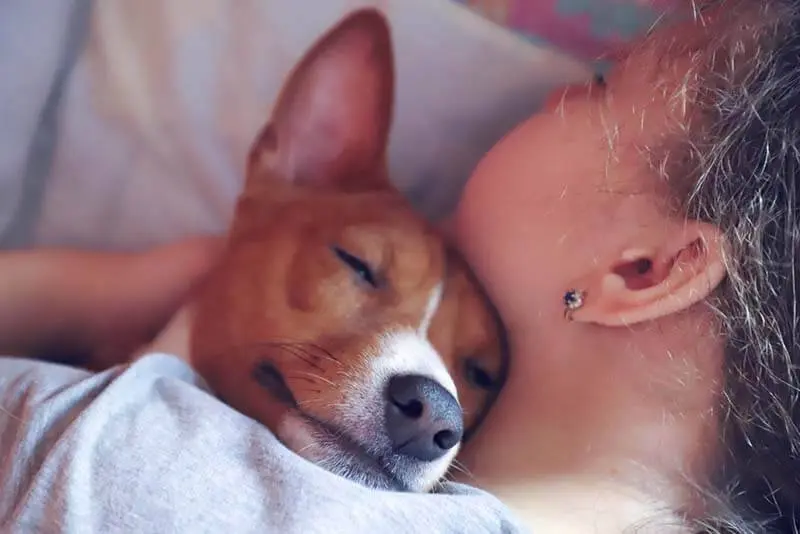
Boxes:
[296,397,325,409]
[296,342,342,367]
[290,375,318,384]
[261,340,343,370]
[216,340,340,374]
[297,442,316,455]
[335,369,359,382]
[290,371,336,387]
[449,459,474,480]
[276,344,325,371]
[212,340,310,366]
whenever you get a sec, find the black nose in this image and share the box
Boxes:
[384,374,464,462]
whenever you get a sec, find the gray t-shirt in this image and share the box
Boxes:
[0,353,525,533]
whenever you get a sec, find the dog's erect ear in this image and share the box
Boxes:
[247,9,394,192]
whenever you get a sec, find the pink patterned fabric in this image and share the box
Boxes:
[453,0,678,60]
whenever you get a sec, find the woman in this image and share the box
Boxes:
[1,0,797,532]
[453,0,800,531]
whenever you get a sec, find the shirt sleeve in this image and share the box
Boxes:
[0,353,525,534]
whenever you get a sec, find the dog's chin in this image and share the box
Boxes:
[277,413,455,493]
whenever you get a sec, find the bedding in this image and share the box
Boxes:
[0,352,525,533]
[453,0,669,60]
[0,0,664,252]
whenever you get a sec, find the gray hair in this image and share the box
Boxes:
[653,0,800,531]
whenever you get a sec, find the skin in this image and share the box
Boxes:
[0,238,222,368]
[451,14,727,533]
[0,9,732,534]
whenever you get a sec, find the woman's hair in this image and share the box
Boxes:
[655,0,800,531]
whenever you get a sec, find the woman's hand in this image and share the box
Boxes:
[0,236,224,369]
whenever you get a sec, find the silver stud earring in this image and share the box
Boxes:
[563,289,586,321]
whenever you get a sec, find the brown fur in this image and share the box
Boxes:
[189,9,508,477]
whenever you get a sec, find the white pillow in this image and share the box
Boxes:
[1,0,590,251]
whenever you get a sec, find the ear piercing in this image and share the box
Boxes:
[563,289,586,321]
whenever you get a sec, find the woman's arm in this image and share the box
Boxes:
[0,237,222,367]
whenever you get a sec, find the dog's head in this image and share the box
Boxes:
[191,9,508,492]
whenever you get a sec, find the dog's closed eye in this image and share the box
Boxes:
[463,358,498,391]
[253,361,298,408]
[332,246,380,288]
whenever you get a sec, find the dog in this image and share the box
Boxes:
[134,8,509,494]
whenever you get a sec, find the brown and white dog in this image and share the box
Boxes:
[144,9,509,493]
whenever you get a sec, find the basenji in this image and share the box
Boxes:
[142,8,509,494]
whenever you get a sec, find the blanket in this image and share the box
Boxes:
[0,0,664,251]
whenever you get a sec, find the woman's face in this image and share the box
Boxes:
[455,45,681,340]
[452,26,724,500]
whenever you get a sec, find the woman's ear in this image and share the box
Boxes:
[571,221,728,327]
